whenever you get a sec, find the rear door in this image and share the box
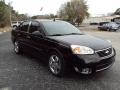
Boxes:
[17,21,30,51]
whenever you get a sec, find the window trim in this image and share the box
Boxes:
[27,21,31,33]
[19,21,30,33]
[28,21,46,36]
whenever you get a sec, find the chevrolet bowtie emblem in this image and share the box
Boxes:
[105,50,109,54]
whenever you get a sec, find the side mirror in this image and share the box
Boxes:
[13,25,20,31]
[32,31,43,37]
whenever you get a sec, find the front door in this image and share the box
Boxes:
[27,21,45,58]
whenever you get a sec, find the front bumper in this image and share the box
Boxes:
[67,48,116,74]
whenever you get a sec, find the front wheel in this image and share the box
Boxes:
[48,52,67,77]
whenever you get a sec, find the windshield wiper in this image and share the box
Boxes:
[49,34,65,36]
[65,33,83,35]
[49,33,83,36]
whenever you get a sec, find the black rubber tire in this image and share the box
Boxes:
[13,25,17,28]
[48,52,67,77]
[107,28,110,31]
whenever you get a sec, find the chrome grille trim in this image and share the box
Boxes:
[95,47,114,59]
[100,52,114,60]
[95,47,112,52]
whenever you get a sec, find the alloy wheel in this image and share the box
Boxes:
[49,55,62,75]
[14,41,19,53]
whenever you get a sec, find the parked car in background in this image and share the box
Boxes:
[11,21,23,28]
[116,22,120,27]
[99,22,109,26]
[11,20,116,77]
[98,22,119,31]
[98,22,109,30]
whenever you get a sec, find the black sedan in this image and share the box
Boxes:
[11,20,116,77]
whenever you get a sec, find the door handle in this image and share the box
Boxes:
[26,36,31,39]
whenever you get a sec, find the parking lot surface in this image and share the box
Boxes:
[0,31,120,90]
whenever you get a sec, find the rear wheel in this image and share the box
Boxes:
[14,41,22,54]
[48,52,67,77]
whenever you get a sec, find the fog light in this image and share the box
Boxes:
[81,68,92,74]
[74,67,79,72]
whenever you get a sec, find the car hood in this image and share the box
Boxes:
[49,34,112,51]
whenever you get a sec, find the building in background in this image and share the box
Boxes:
[83,15,120,24]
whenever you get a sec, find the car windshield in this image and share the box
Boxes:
[42,21,82,36]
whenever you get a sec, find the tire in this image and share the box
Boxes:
[48,52,67,77]
[14,41,22,54]
[107,28,110,31]
[13,25,17,28]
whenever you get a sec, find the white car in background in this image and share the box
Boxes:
[11,21,23,28]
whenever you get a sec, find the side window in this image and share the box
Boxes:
[29,21,40,33]
[20,21,29,32]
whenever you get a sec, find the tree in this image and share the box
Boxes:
[18,14,30,21]
[0,0,30,28]
[31,14,58,19]
[0,0,9,27]
[114,8,120,15]
[58,0,89,25]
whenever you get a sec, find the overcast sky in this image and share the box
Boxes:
[5,0,120,17]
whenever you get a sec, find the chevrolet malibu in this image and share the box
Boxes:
[11,20,116,77]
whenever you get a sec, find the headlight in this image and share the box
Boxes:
[71,45,94,54]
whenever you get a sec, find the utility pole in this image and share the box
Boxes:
[8,1,12,25]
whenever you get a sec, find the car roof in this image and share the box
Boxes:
[35,19,54,22]
[29,19,65,23]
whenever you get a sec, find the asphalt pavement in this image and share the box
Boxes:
[0,31,120,90]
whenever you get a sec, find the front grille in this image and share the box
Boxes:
[96,47,112,57]
[96,57,115,71]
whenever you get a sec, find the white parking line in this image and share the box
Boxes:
[0,32,2,35]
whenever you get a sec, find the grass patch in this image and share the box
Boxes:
[0,27,11,32]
